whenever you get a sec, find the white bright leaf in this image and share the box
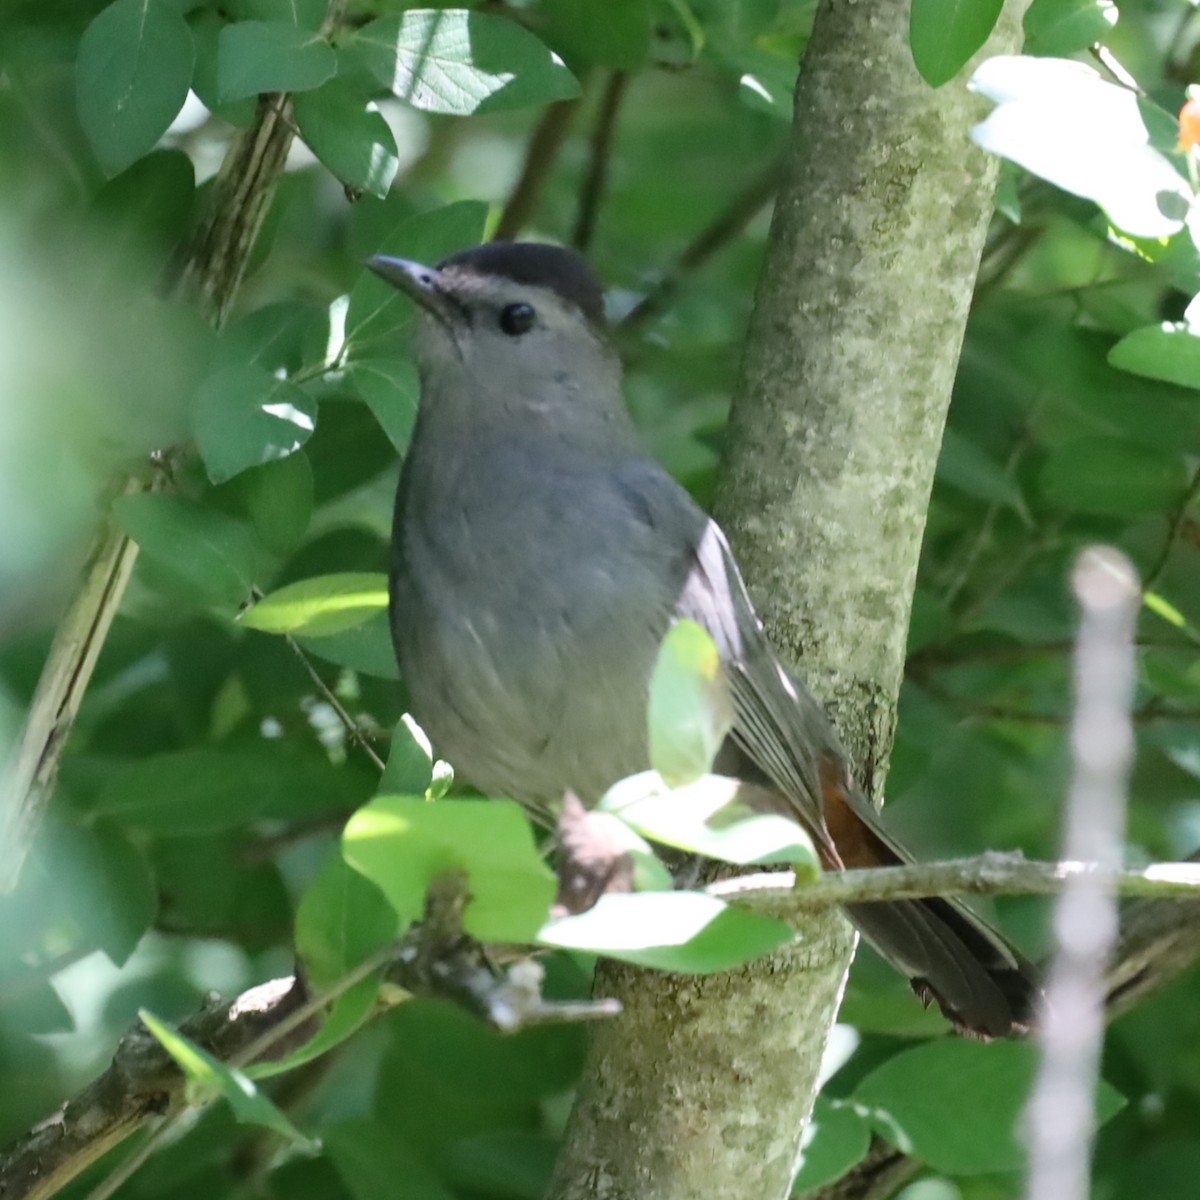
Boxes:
[970,55,1192,238]
[599,770,819,871]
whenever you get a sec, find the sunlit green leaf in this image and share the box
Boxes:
[910,0,1003,88]
[1109,323,1200,390]
[343,10,579,116]
[239,572,388,637]
[343,797,556,941]
[647,620,733,786]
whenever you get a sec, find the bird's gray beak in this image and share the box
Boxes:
[365,256,457,323]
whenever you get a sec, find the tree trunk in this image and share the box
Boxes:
[547,2,1029,1197]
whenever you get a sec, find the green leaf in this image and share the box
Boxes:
[647,620,733,786]
[343,797,556,941]
[233,0,327,27]
[191,362,318,484]
[599,771,819,872]
[241,452,314,556]
[1024,0,1118,57]
[537,892,793,973]
[344,200,488,356]
[935,427,1029,517]
[325,1119,457,1200]
[93,746,364,833]
[1109,323,1200,390]
[346,355,420,453]
[76,0,195,173]
[190,8,257,126]
[113,492,267,610]
[344,9,580,116]
[791,1098,873,1192]
[139,1009,319,1149]
[294,80,400,199]
[852,1040,1124,1174]
[539,0,651,70]
[218,20,336,101]
[1039,437,1187,516]
[296,852,398,988]
[297,610,401,680]
[970,56,1191,239]
[379,715,434,797]
[910,0,1003,88]
[239,572,388,637]
[248,982,379,1080]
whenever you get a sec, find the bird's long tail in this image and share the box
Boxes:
[820,766,1039,1039]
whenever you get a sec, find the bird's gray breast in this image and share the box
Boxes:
[390,446,698,814]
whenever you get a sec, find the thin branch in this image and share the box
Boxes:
[1088,45,1145,95]
[0,874,617,1200]
[1141,460,1200,595]
[571,71,629,252]
[708,854,1200,911]
[619,157,783,335]
[284,634,385,772]
[494,97,583,240]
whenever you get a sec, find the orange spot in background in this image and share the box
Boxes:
[1180,99,1200,151]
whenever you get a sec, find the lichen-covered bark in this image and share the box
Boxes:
[548,2,1029,1198]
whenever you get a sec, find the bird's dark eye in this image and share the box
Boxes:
[499,303,536,336]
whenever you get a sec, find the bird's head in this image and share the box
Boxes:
[366,242,624,434]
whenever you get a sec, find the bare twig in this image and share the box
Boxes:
[1024,548,1139,1200]
[494,97,583,240]
[571,71,629,252]
[709,854,1200,911]
[284,634,386,772]
[619,157,783,335]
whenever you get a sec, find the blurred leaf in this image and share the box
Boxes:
[114,492,268,610]
[234,0,327,27]
[445,1131,559,1199]
[344,10,580,116]
[93,745,365,833]
[346,355,420,453]
[599,770,819,871]
[538,892,793,972]
[190,8,257,126]
[139,1010,319,1149]
[192,363,318,484]
[344,200,488,356]
[1039,437,1187,515]
[240,572,388,636]
[249,983,378,1080]
[1023,0,1117,57]
[298,610,401,679]
[1109,323,1200,389]
[325,1118,456,1200]
[910,0,1003,88]
[241,452,314,556]
[970,56,1191,238]
[218,20,336,101]
[852,1039,1124,1173]
[296,852,398,988]
[76,0,194,172]
[379,715,435,796]
[791,1098,872,1191]
[294,80,400,199]
[647,619,733,786]
[343,797,556,941]
[935,427,1028,517]
[539,0,651,70]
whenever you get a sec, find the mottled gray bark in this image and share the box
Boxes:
[548,2,1029,1198]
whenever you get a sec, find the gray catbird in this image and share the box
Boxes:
[368,241,1037,1039]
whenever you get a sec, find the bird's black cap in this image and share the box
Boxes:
[438,242,606,325]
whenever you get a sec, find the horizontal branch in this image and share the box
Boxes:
[708,853,1200,910]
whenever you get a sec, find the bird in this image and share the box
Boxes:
[367,240,1038,1039]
